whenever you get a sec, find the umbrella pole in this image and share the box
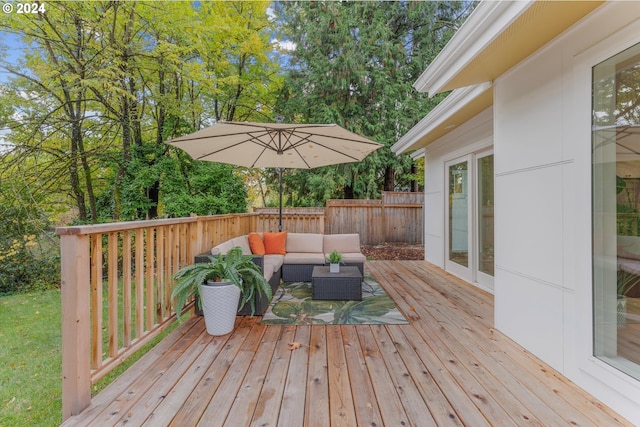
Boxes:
[278,168,283,232]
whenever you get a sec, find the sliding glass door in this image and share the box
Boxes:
[592,41,640,380]
[448,159,470,271]
[446,152,494,289]
[477,153,494,288]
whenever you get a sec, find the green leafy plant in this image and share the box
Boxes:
[171,246,271,319]
[327,250,343,264]
[617,269,640,297]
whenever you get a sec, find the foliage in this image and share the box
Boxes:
[98,145,248,220]
[617,269,640,297]
[0,199,59,294]
[0,1,280,292]
[327,250,343,264]
[271,1,472,203]
[0,1,280,225]
[171,246,272,318]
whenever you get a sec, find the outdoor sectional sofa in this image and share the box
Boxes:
[194,232,366,315]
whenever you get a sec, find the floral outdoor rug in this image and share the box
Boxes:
[261,275,408,325]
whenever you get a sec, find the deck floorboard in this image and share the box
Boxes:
[62,260,633,427]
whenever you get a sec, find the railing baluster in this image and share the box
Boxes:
[156,226,165,323]
[91,234,103,371]
[145,227,154,331]
[135,229,144,339]
[123,230,132,348]
[108,232,118,358]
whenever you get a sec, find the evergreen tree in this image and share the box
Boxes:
[272,1,472,202]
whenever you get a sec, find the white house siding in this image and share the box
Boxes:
[488,3,640,422]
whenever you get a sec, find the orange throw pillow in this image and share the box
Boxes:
[263,231,287,255]
[248,233,266,255]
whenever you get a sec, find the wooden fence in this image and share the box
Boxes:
[257,192,424,245]
[253,207,326,233]
[57,195,421,420]
[325,192,423,244]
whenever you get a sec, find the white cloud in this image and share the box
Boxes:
[266,6,276,21]
[273,39,296,52]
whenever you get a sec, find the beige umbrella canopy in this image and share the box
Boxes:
[167,121,382,169]
[166,120,382,230]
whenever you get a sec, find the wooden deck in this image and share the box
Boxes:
[62,260,632,426]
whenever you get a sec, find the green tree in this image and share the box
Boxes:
[0,1,281,225]
[272,1,472,202]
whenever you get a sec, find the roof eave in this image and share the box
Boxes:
[415,0,603,97]
[392,82,493,155]
[414,1,532,96]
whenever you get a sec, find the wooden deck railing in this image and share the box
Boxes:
[58,203,421,418]
[57,212,327,419]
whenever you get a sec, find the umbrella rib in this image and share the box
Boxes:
[281,131,312,168]
[292,130,381,147]
[286,134,366,163]
[193,131,281,161]
[250,130,280,168]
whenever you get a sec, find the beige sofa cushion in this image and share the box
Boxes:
[336,253,367,264]
[263,254,285,271]
[231,236,252,255]
[618,235,640,261]
[323,234,361,254]
[287,233,324,253]
[284,253,326,265]
[211,240,234,256]
[262,262,274,281]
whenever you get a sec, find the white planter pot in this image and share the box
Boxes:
[617,295,627,327]
[199,280,241,336]
[329,263,340,273]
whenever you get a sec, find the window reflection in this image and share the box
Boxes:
[593,42,640,380]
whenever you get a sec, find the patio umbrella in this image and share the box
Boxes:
[166,120,382,230]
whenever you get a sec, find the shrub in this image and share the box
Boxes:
[0,233,60,295]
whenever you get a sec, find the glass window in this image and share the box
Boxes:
[449,161,469,267]
[593,41,640,380]
[478,155,494,277]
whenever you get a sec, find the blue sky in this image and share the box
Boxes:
[0,31,27,82]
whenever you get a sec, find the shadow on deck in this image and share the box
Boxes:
[61,260,632,426]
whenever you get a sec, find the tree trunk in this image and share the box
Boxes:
[384,166,395,192]
[69,133,87,222]
[76,123,98,223]
[410,163,418,192]
[344,185,354,199]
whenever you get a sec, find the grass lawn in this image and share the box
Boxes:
[0,289,179,426]
[0,290,63,427]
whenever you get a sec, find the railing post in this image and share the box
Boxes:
[60,233,91,420]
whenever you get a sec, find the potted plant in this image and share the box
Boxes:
[327,250,343,273]
[617,269,640,326]
[171,246,272,336]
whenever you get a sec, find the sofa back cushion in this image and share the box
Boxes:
[248,233,266,255]
[618,235,640,260]
[211,239,234,256]
[323,233,361,254]
[287,233,324,253]
[231,236,252,255]
[264,231,288,255]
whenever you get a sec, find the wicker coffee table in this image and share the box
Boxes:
[311,266,363,300]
